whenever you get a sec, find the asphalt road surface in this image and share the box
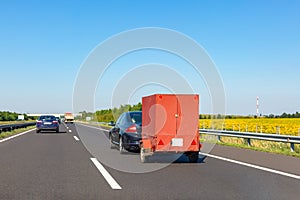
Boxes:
[0,122,299,200]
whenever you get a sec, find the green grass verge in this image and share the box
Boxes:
[201,134,300,157]
[0,120,35,125]
[216,141,300,157]
[0,126,35,139]
[98,124,113,129]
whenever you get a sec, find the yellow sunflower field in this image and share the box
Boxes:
[199,118,300,136]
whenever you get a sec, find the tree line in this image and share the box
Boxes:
[79,103,142,122]
[265,112,300,118]
[0,111,34,121]
[2,108,299,122]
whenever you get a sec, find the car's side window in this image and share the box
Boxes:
[119,113,128,125]
[116,114,124,125]
[125,113,132,124]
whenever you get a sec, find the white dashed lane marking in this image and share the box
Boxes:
[73,136,80,141]
[90,158,122,190]
[69,124,121,189]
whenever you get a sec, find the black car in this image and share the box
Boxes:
[109,111,142,153]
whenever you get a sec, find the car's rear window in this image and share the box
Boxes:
[39,116,56,120]
[129,113,142,124]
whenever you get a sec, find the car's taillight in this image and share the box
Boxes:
[52,121,58,124]
[37,120,42,124]
[126,125,137,133]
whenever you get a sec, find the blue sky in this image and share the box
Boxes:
[0,0,299,115]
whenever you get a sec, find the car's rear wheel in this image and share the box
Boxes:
[36,129,40,133]
[109,134,114,149]
[119,137,125,154]
[56,128,59,133]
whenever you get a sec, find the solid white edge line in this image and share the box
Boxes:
[0,128,35,143]
[77,123,109,132]
[200,152,300,180]
[90,158,122,190]
[73,136,80,141]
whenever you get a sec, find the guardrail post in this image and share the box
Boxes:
[217,135,221,142]
[290,143,295,152]
[260,125,262,133]
[246,138,251,146]
[276,126,280,135]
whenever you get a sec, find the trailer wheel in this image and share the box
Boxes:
[188,152,199,163]
[140,147,148,163]
[119,137,125,154]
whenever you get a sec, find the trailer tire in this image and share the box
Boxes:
[140,147,148,163]
[188,152,199,163]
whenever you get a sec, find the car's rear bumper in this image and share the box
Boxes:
[123,133,141,149]
[36,125,59,131]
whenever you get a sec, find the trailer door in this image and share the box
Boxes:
[176,95,199,137]
[157,94,177,137]
[169,95,199,150]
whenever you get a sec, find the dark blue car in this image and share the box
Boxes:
[36,115,60,133]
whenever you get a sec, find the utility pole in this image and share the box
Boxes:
[256,96,259,118]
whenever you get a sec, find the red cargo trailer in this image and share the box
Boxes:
[140,94,201,163]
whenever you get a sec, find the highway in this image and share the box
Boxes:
[0,123,299,200]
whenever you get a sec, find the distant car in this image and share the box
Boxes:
[55,117,61,124]
[36,115,60,133]
[107,121,115,126]
[109,111,142,153]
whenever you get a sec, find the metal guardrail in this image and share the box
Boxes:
[0,122,36,133]
[199,129,300,152]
